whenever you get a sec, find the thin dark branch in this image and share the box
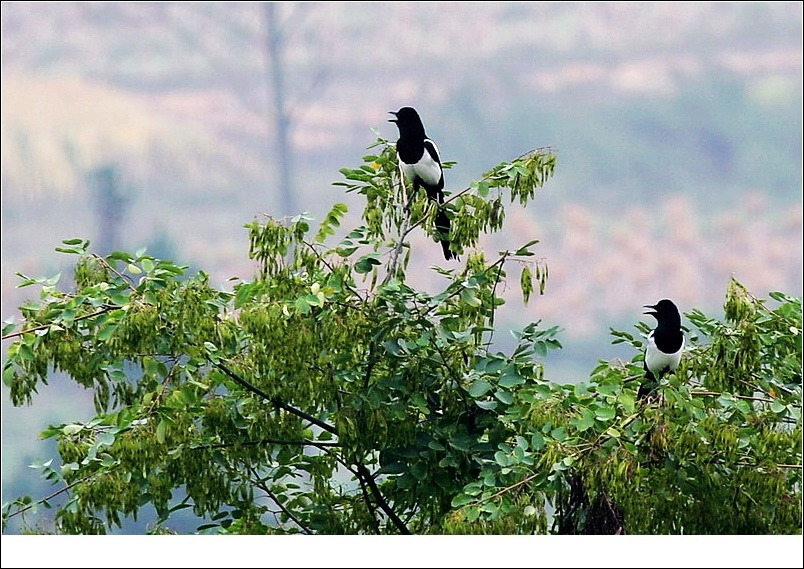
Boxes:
[355,463,410,534]
[4,474,97,520]
[93,253,136,290]
[354,465,382,534]
[2,306,117,340]
[250,466,312,534]
[485,251,511,348]
[194,438,340,450]
[691,390,774,403]
[212,363,409,534]
[214,361,337,435]
[362,341,379,389]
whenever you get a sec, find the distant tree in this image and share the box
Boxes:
[1,138,800,535]
[262,2,330,218]
[89,164,129,256]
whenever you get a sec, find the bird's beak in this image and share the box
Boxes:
[388,111,397,123]
[643,304,657,315]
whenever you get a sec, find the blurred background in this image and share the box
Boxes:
[1,1,802,533]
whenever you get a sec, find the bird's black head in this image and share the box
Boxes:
[644,299,680,322]
[389,106,425,136]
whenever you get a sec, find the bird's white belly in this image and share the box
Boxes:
[401,153,441,187]
[645,335,683,375]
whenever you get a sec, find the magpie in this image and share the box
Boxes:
[640,299,685,400]
[388,106,455,260]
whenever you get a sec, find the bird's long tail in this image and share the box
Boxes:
[435,207,455,260]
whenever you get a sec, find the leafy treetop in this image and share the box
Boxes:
[2,137,800,535]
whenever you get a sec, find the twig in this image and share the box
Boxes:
[93,253,136,290]
[193,438,340,450]
[691,390,774,403]
[212,362,409,534]
[214,362,337,435]
[385,191,416,284]
[4,474,97,520]
[355,463,410,535]
[475,472,539,506]
[250,467,312,534]
[2,306,118,341]
[485,251,511,348]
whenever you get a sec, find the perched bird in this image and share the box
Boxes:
[640,299,685,400]
[388,106,455,260]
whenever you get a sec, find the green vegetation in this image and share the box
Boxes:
[2,142,800,535]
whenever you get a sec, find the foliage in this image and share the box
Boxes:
[2,139,801,535]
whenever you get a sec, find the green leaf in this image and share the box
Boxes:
[595,405,616,421]
[97,432,116,447]
[735,399,753,415]
[451,493,475,508]
[770,400,786,414]
[475,400,498,411]
[379,462,406,475]
[99,454,117,468]
[62,424,83,436]
[18,343,34,361]
[551,427,567,441]
[493,389,514,405]
[448,433,474,452]
[494,450,510,467]
[410,462,427,481]
[468,380,493,398]
[499,371,525,388]
[156,420,167,445]
[571,409,596,432]
[354,255,381,274]
[461,289,482,308]
[2,320,15,336]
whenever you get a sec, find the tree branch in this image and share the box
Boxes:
[691,390,774,403]
[249,466,312,534]
[93,253,136,290]
[355,462,410,535]
[354,464,382,534]
[2,306,118,341]
[212,361,410,534]
[401,147,554,237]
[214,361,337,435]
[4,474,97,520]
[193,438,340,450]
[385,190,416,283]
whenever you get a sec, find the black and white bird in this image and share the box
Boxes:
[640,299,685,400]
[388,106,455,260]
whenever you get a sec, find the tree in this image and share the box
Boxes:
[262,2,331,219]
[1,137,800,536]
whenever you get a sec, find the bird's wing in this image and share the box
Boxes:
[423,138,442,165]
[407,139,443,195]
